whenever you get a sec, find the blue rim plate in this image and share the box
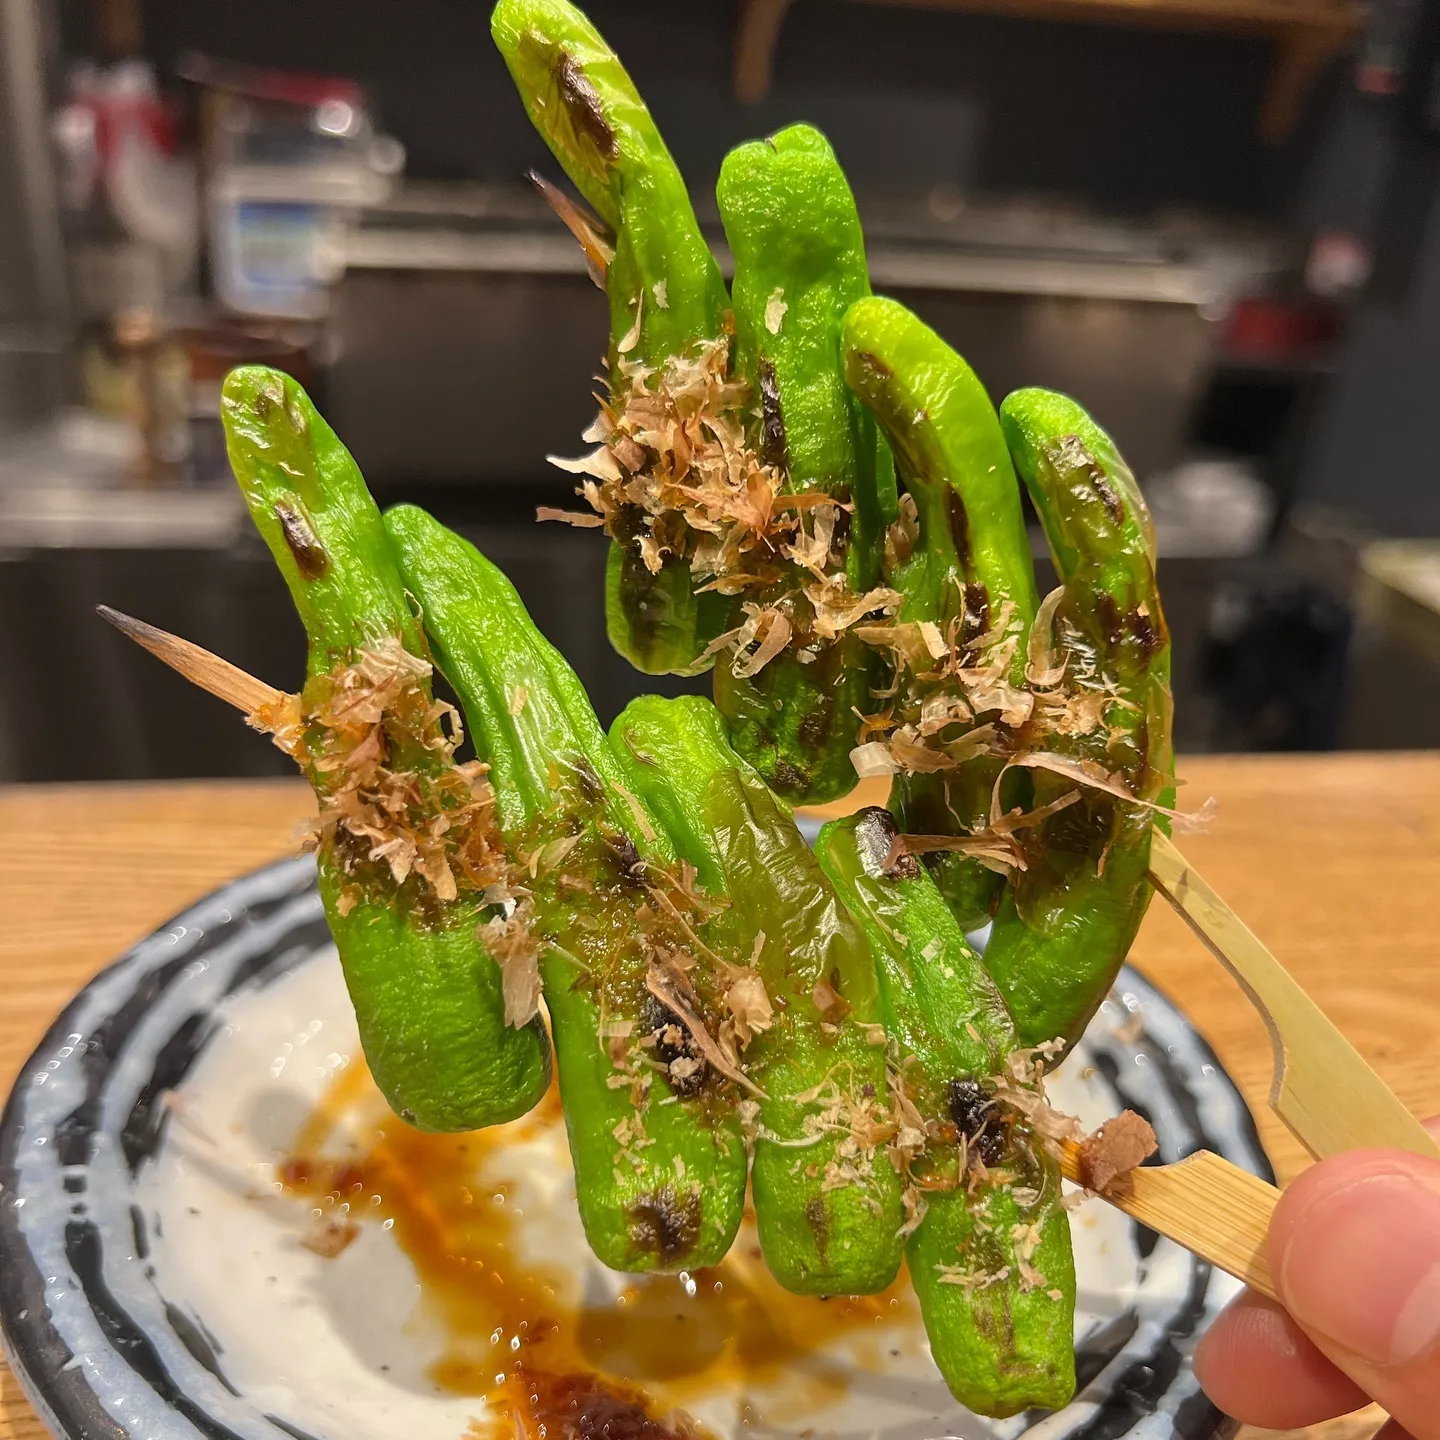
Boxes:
[0,856,1269,1440]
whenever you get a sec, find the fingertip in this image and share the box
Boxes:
[1195,1289,1369,1428]
[1272,1146,1440,1229]
[1268,1148,1440,1371]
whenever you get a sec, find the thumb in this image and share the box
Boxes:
[1270,1145,1440,1440]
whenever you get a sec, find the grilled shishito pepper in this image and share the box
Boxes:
[222,366,551,1132]
[841,297,1039,931]
[815,808,1075,1416]
[710,124,896,805]
[384,504,748,1272]
[609,695,906,1295]
[492,0,731,674]
[983,390,1172,1050]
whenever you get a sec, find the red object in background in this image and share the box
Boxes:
[1305,230,1374,298]
[70,61,178,163]
[1356,61,1406,94]
[173,52,364,111]
[1223,297,1341,365]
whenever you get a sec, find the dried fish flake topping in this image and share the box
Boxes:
[249,636,513,912]
[542,336,900,673]
[849,581,1204,851]
[248,635,552,1024]
[483,896,544,1029]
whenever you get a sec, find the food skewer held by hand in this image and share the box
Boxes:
[105,601,1422,1321]
[95,0,1439,1419]
[97,588,1283,1387]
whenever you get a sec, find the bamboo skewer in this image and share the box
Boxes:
[1059,1141,1279,1298]
[94,605,1431,1302]
[1147,829,1440,1163]
[97,606,285,716]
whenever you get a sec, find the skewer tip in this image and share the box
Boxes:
[95,603,285,715]
[96,603,143,637]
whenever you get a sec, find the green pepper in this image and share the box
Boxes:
[815,807,1075,1416]
[608,694,905,1296]
[841,297,1039,931]
[982,389,1172,1049]
[493,0,732,674]
[709,124,896,806]
[222,366,552,1133]
[384,503,749,1272]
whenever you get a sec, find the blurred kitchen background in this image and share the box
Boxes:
[3,0,1440,781]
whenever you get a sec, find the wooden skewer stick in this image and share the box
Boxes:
[96,606,286,716]
[1147,829,1440,1163]
[526,169,614,285]
[1059,1142,1280,1301]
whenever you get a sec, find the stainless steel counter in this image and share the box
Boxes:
[324,182,1284,487]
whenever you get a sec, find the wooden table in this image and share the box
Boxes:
[3,754,1436,1440]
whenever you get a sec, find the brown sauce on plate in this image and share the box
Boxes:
[279,1062,920,1436]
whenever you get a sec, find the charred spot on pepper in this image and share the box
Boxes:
[1083,457,1126,527]
[570,756,607,806]
[551,50,617,160]
[757,357,789,472]
[1129,716,1152,792]
[970,1289,1016,1349]
[948,1078,1006,1168]
[609,500,646,548]
[1094,590,1165,664]
[642,993,707,1097]
[605,830,646,883]
[771,759,809,795]
[849,350,894,390]
[1093,591,1125,653]
[853,805,920,879]
[282,394,309,438]
[959,580,991,651]
[797,688,836,757]
[244,376,288,422]
[947,490,973,571]
[804,1193,830,1263]
[627,1185,702,1264]
[1033,785,1118,864]
[619,554,694,657]
[273,501,329,580]
[1128,603,1167,659]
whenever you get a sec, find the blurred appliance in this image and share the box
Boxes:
[54,57,199,290]
[179,54,405,320]
[321,182,1284,489]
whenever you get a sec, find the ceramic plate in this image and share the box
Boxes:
[0,856,1269,1440]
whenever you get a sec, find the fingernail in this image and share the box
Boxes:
[1278,1169,1440,1367]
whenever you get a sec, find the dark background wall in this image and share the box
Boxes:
[65,0,1336,220]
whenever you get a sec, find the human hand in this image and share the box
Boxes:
[1194,1118,1440,1439]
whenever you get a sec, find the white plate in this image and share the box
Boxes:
[0,857,1269,1440]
